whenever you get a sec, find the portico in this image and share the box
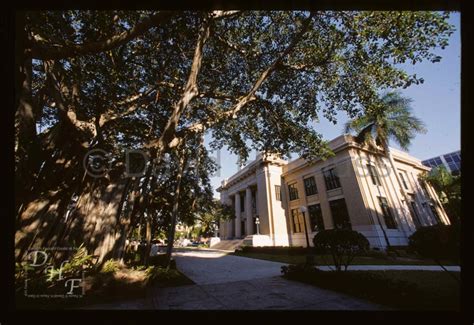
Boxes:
[226,186,257,238]
[217,153,288,244]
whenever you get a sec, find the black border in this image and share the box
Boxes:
[1,0,471,324]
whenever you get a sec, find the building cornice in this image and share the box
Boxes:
[217,153,287,191]
[218,134,430,192]
[281,135,430,177]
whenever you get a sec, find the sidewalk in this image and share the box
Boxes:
[318,265,460,272]
[79,249,460,310]
[152,250,387,310]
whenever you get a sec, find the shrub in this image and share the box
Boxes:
[313,229,370,271]
[281,263,319,276]
[100,259,121,274]
[45,244,94,281]
[15,262,35,292]
[145,266,181,285]
[408,224,460,263]
[133,265,147,271]
[147,254,177,269]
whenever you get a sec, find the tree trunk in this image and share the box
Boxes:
[144,214,152,266]
[15,138,85,262]
[15,11,42,215]
[165,151,188,269]
[114,177,139,262]
[64,176,128,264]
[141,174,161,266]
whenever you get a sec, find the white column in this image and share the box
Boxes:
[235,193,241,238]
[219,220,225,239]
[226,220,233,239]
[246,187,253,236]
[256,166,270,235]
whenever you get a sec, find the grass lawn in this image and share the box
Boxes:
[284,269,460,310]
[232,251,457,266]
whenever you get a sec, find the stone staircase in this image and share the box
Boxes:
[210,239,245,251]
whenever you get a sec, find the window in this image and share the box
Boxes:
[378,197,397,229]
[329,199,352,230]
[448,161,460,174]
[430,204,442,224]
[367,164,381,186]
[275,185,281,201]
[420,180,431,199]
[288,183,299,201]
[398,171,409,190]
[304,176,318,196]
[291,208,303,233]
[408,195,422,228]
[240,192,245,212]
[323,168,341,190]
[443,151,461,172]
[308,204,325,232]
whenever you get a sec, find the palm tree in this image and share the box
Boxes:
[420,165,460,224]
[345,91,427,248]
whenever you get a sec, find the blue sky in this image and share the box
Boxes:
[206,12,460,198]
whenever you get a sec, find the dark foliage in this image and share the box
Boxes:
[148,254,177,269]
[239,245,309,255]
[282,267,459,310]
[313,229,370,271]
[408,224,460,263]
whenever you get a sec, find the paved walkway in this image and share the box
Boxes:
[150,249,388,310]
[319,265,460,271]
[171,249,287,284]
[82,249,459,310]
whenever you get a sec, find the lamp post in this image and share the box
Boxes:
[255,217,260,235]
[299,206,310,248]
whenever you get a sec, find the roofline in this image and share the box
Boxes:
[282,135,430,177]
[219,134,431,191]
[218,152,287,191]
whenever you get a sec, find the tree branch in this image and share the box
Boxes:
[180,13,316,134]
[144,14,212,151]
[210,11,241,20]
[197,90,243,101]
[215,33,254,57]
[45,61,98,140]
[208,12,315,120]
[30,11,177,60]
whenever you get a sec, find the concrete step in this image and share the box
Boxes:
[211,239,245,251]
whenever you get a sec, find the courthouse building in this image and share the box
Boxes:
[217,134,450,249]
